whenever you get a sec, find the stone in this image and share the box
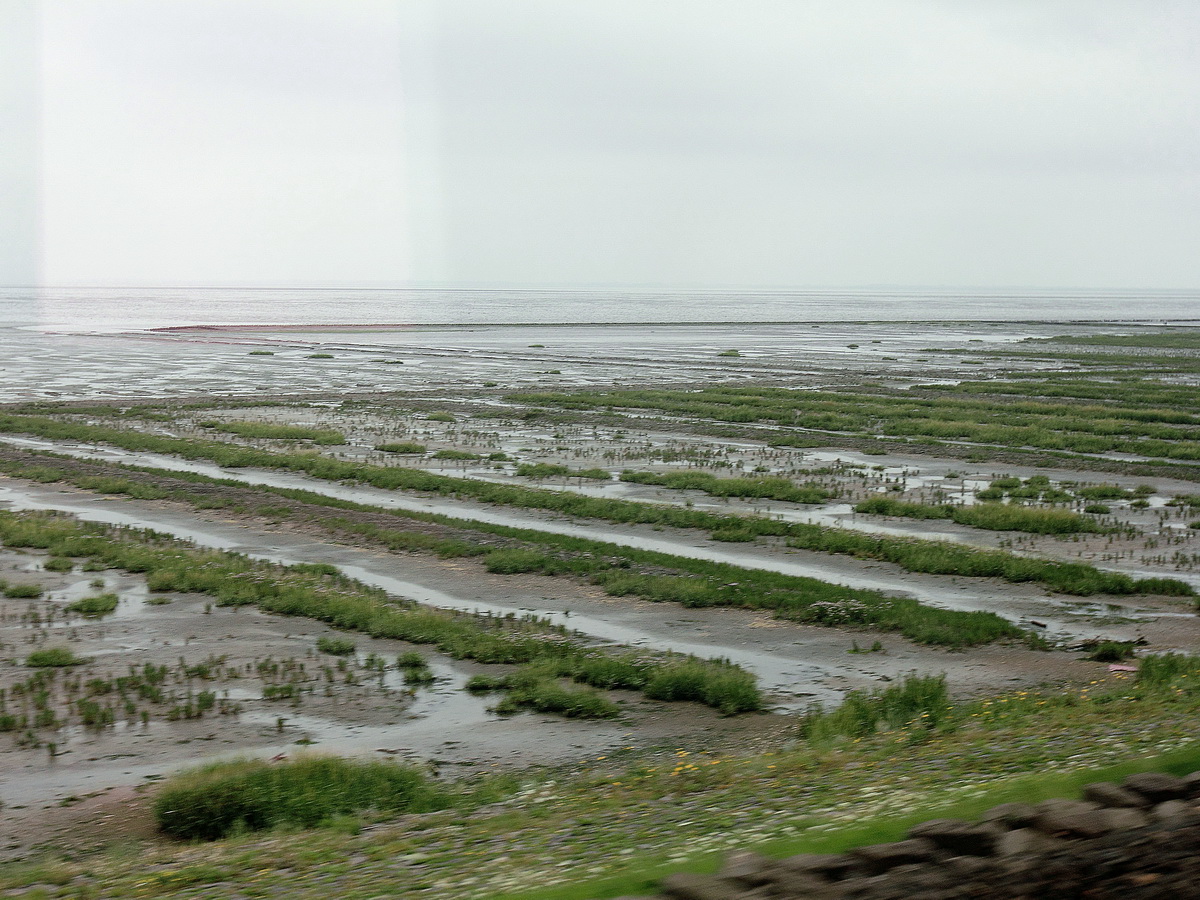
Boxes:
[980,802,1038,829]
[1122,771,1188,804]
[766,873,844,900]
[717,852,778,888]
[994,827,1064,858]
[660,873,746,900]
[907,818,1002,856]
[850,838,939,874]
[1034,798,1110,838]
[1099,806,1149,831]
[943,855,994,877]
[777,853,860,881]
[1150,799,1197,823]
[1082,781,1149,808]
[1182,770,1200,799]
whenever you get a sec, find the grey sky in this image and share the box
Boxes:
[3,0,1198,289]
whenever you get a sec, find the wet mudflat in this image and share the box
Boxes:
[0,317,1197,871]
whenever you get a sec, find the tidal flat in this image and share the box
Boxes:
[1,320,1199,898]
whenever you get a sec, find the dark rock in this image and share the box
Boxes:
[994,827,1065,858]
[1182,770,1200,799]
[1099,806,1149,831]
[942,855,994,877]
[1150,799,1197,823]
[778,853,860,881]
[1083,781,1150,808]
[718,852,778,888]
[1123,771,1189,804]
[1034,798,1111,838]
[907,818,1002,856]
[660,872,746,900]
[850,838,938,874]
[980,802,1038,830]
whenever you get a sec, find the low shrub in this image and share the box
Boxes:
[4,583,43,598]
[799,674,950,741]
[375,442,426,454]
[67,592,119,616]
[153,756,449,840]
[27,647,88,667]
[1085,640,1136,663]
[316,636,356,656]
[431,450,481,461]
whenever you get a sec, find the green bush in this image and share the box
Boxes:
[43,556,75,572]
[67,592,119,616]
[491,673,619,719]
[4,582,43,598]
[1086,640,1136,663]
[431,450,481,461]
[1137,653,1200,691]
[27,647,88,667]
[153,756,449,840]
[375,442,426,454]
[316,636,356,656]
[855,497,1110,535]
[208,422,345,445]
[799,674,950,741]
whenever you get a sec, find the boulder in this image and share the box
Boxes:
[1082,781,1149,808]
[1122,771,1188,804]
[907,818,1002,856]
[850,838,939,874]
[1033,798,1110,838]
[980,802,1038,830]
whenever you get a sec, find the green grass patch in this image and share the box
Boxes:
[202,422,345,445]
[621,469,833,504]
[375,442,426,454]
[855,497,1111,535]
[3,582,43,598]
[153,756,453,840]
[26,647,89,667]
[431,449,482,461]
[66,592,119,616]
[316,636,356,656]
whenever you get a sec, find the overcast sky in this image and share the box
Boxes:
[2,0,1198,289]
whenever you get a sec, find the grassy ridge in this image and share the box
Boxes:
[0,415,1187,604]
[619,469,833,503]
[201,421,346,444]
[154,756,462,840]
[507,385,1200,460]
[0,510,761,714]
[854,497,1113,535]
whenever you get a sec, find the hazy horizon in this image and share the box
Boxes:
[4,2,1199,292]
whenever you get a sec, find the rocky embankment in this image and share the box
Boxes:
[629,770,1200,899]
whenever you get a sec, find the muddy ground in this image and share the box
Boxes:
[0,319,1197,862]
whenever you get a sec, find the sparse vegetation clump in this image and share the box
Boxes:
[374,442,426,454]
[67,592,119,616]
[153,756,452,840]
[315,636,356,656]
[26,647,89,667]
[854,497,1112,535]
[3,582,43,598]
[201,421,346,445]
[621,470,833,504]
[430,449,481,461]
[799,674,950,741]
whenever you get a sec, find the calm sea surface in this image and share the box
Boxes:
[0,286,1197,332]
